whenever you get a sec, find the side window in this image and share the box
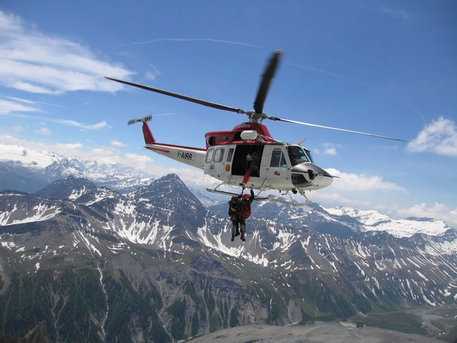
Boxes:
[214,148,224,162]
[270,148,282,167]
[226,148,234,162]
[205,149,214,163]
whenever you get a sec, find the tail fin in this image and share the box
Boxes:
[128,116,155,144]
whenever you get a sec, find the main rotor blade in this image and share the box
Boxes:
[105,77,248,114]
[253,50,282,114]
[266,115,406,142]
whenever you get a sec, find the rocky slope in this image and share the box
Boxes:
[186,323,444,343]
[0,174,456,342]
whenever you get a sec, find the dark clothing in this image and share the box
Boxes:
[231,219,240,241]
[228,190,254,242]
[240,194,254,219]
[229,196,241,241]
[228,197,242,218]
[239,218,246,241]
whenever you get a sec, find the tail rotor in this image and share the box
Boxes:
[128,115,152,125]
[127,115,155,144]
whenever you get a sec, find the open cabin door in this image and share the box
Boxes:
[231,144,264,177]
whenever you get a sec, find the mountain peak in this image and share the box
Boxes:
[133,172,206,229]
[155,173,184,183]
[35,176,97,201]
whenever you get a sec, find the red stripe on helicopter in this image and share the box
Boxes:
[146,143,206,152]
[146,146,171,153]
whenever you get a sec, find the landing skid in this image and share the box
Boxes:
[206,183,310,206]
[206,188,269,201]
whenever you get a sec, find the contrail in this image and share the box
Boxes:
[286,62,342,79]
[134,112,176,118]
[129,37,262,49]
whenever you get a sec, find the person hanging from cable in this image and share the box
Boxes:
[228,189,255,242]
[228,195,242,241]
[238,189,255,241]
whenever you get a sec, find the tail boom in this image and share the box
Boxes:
[131,117,206,169]
[145,143,206,169]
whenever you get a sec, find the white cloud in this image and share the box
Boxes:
[36,127,51,136]
[325,168,404,192]
[111,140,127,148]
[314,143,338,156]
[397,203,457,227]
[4,96,35,105]
[311,168,406,216]
[0,98,37,114]
[44,117,108,130]
[18,112,108,130]
[312,190,371,209]
[56,143,83,150]
[1,97,108,130]
[408,117,457,157]
[0,11,132,94]
[323,147,337,156]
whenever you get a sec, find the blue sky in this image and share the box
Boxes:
[0,1,456,223]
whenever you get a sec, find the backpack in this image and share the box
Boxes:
[240,200,251,219]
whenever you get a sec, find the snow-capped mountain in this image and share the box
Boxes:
[45,158,154,189]
[326,207,452,238]
[0,142,59,169]
[0,142,154,191]
[1,173,457,341]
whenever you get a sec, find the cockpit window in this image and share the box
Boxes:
[287,146,310,166]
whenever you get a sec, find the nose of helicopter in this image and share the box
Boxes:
[291,163,333,190]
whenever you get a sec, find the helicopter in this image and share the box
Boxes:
[106,51,404,199]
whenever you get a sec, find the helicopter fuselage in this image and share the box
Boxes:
[143,121,333,195]
[107,50,402,198]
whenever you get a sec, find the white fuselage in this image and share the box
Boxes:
[145,142,332,194]
[203,143,332,193]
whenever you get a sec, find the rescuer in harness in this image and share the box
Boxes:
[242,151,260,185]
[228,189,255,242]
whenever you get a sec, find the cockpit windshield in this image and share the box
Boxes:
[304,149,313,163]
[287,146,311,166]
